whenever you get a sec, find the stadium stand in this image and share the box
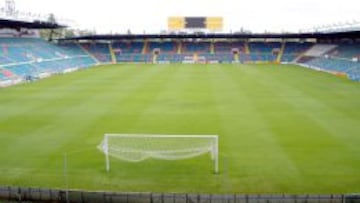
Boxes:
[199,53,234,63]
[111,41,147,62]
[281,42,314,62]
[112,41,144,54]
[295,41,360,80]
[248,42,281,61]
[306,57,356,72]
[148,41,177,53]
[1,36,360,83]
[116,53,152,63]
[57,42,91,56]
[157,53,186,63]
[329,42,360,59]
[0,68,14,79]
[80,42,112,63]
[0,38,97,82]
[182,41,210,53]
[214,41,245,53]
[5,64,33,77]
[303,44,338,57]
[304,56,360,79]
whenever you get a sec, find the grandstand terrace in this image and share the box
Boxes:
[214,41,245,53]
[281,42,314,62]
[148,41,178,54]
[1,30,360,86]
[80,42,112,63]
[61,31,360,82]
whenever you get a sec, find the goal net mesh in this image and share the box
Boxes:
[97,134,218,162]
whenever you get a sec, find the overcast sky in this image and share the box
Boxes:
[2,0,360,34]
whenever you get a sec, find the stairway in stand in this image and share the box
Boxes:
[77,43,100,63]
[152,54,158,64]
[177,41,182,54]
[109,43,117,63]
[210,41,215,54]
[276,41,286,63]
[234,53,239,62]
[244,42,250,54]
[142,40,149,54]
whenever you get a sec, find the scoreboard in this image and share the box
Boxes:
[168,17,223,31]
[186,17,206,28]
[168,17,185,30]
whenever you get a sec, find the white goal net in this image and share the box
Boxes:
[98,134,219,173]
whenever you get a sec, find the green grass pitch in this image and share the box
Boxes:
[0,64,359,194]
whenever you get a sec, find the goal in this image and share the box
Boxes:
[97,134,219,173]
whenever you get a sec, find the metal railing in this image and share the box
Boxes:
[1,186,358,203]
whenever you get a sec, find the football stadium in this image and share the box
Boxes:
[0,0,359,202]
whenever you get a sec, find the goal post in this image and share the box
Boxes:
[98,134,219,174]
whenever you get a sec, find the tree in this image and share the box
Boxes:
[47,13,56,24]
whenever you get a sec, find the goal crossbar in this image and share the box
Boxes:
[98,134,219,174]
[105,134,218,138]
